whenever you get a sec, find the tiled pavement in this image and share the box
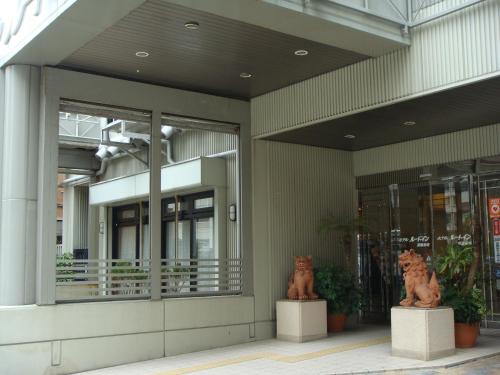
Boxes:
[76,326,500,375]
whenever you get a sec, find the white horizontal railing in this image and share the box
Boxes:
[56,244,63,257]
[55,257,242,302]
[55,259,151,302]
[161,258,242,297]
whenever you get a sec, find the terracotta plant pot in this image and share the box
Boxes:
[327,314,347,332]
[454,322,479,348]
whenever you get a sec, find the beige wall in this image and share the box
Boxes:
[353,122,500,176]
[252,140,356,322]
[0,296,255,375]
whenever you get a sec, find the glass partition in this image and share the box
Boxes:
[159,114,241,297]
[56,102,151,301]
[359,175,475,322]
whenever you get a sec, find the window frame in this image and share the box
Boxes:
[161,191,215,259]
[111,191,215,260]
[112,204,141,259]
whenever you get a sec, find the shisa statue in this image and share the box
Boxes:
[287,255,318,300]
[399,250,441,308]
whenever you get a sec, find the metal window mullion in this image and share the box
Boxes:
[150,111,162,300]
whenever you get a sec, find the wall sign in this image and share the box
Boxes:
[495,236,500,264]
[488,198,500,219]
[436,234,472,246]
[397,235,430,248]
[0,0,42,45]
[493,219,500,236]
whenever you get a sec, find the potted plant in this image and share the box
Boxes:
[314,265,362,332]
[437,244,487,348]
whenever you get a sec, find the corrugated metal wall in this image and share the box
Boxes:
[251,0,500,137]
[353,122,500,176]
[100,151,148,180]
[252,140,356,320]
[73,186,89,249]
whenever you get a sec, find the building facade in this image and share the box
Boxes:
[0,0,499,373]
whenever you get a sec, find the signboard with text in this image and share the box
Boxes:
[488,198,500,219]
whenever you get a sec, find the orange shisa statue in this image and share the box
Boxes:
[287,255,318,300]
[399,250,441,308]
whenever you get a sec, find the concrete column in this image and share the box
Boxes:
[0,69,5,254]
[0,65,41,305]
[36,67,59,305]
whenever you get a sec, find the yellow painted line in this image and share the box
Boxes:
[155,336,391,375]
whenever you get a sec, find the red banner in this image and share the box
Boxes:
[493,219,500,236]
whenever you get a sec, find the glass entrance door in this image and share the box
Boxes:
[479,176,500,326]
[359,175,475,323]
[358,188,391,322]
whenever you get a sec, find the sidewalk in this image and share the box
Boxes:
[76,326,500,375]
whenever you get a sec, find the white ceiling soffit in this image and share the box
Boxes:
[160,0,410,57]
[0,0,146,68]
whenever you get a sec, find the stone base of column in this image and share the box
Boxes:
[391,306,455,361]
[276,299,327,342]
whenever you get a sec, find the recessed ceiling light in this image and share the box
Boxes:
[135,51,149,58]
[402,121,416,126]
[184,21,199,30]
[344,134,356,139]
[240,72,252,78]
[136,69,140,73]
[294,49,309,56]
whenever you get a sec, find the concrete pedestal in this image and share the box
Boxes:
[391,306,455,361]
[276,299,327,342]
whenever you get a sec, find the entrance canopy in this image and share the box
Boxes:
[265,74,500,151]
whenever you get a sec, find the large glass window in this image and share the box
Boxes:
[55,102,152,301]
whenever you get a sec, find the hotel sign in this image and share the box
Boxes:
[0,0,69,61]
[0,0,42,45]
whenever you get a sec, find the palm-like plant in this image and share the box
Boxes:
[437,244,474,290]
[436,244,487,324]
[318,215,371,264]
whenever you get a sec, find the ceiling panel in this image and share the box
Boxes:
[59,0,368,99]
[265,76,500,151]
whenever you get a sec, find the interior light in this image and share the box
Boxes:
[294,49,309,56]
[403,121,416,126]
[135,51,149,58]
[240,72,252,78]
[344,134,356,139]
[184,21,199,30]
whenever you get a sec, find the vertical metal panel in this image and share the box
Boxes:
[251,0,500,137]
[353,122,500,176]
[73,186,89,249]
[253,140,356,319]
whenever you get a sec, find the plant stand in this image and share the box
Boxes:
[391,306,455,360]
[276,299,327,342]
